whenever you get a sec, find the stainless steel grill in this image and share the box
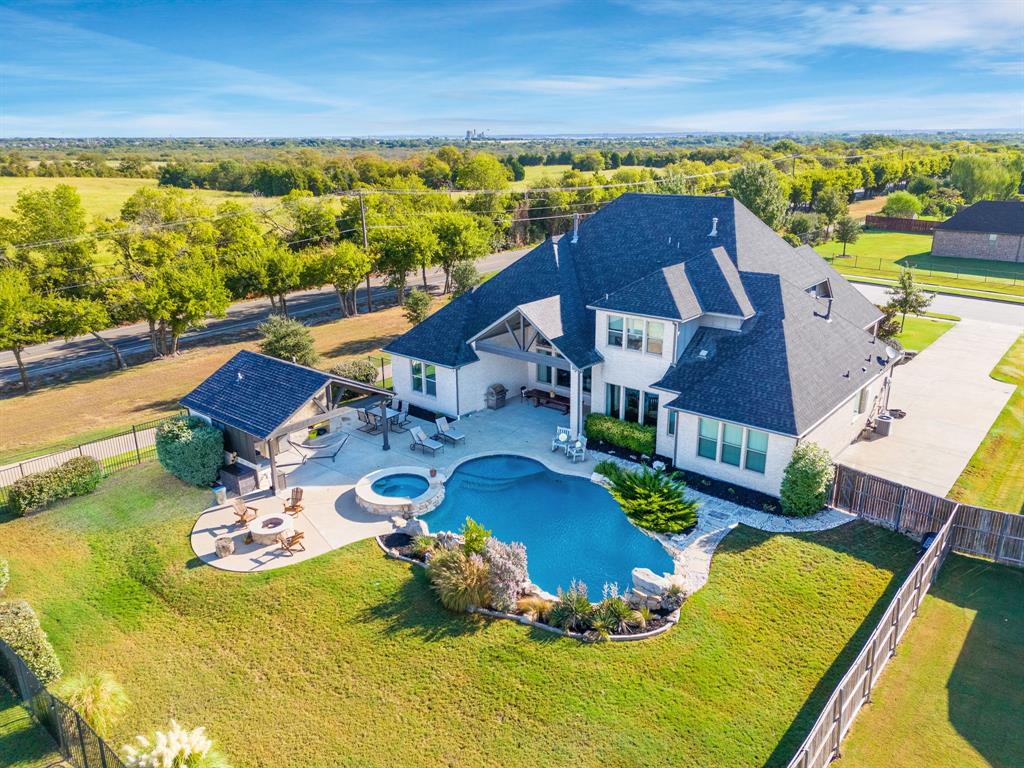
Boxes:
[485,383,508,409]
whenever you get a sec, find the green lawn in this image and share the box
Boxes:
[815,230,1024,299]
[0,683,64,768]
[0,464,919,768]
[836,555,1024,768]
[950,333,1024,513]
[895,315,955,352]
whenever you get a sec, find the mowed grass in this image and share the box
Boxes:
[895,315,955,352]
[815,230,1024,298]
[950,333,1024,513]
[0,683,64,768]
[0,464,919,768]
[0,305,413,463]
[835,555,1024,768]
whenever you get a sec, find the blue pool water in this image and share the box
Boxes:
[425,455,674,595]
[372,473,429,498]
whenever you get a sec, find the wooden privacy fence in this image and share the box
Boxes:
[0,414,182,512]
[786,510,956,768]
[865,215,938,234]
[831,464,1024,567]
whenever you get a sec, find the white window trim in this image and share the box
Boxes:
[696,418,768,474]
[410,359,437,398]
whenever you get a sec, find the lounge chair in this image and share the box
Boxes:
[567,435,588,463]
[277,530,306,556]
[434,416,466,445]
[410,426,444,456]
[283,487,304,516]
[230,497,258,526]
[551,425,572,453]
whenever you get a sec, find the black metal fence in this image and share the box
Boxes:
[0,414,181,513]
[0,638,127,768]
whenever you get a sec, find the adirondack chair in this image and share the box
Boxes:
[277,530,306,556]
[283,487,304,516]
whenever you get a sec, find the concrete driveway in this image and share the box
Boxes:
[838,319,1020,497]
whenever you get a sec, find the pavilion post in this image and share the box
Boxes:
[380,399,391,451]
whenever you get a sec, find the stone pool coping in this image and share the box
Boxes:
[355,466,446,517]
[374,535,681,643]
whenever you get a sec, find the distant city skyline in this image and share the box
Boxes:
[1,0,1022,138]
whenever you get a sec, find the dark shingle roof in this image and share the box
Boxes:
[935,200,1024,236]
[385,193,891,434]
[181,350,330,439]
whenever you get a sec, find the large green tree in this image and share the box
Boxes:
[308,241,373,317]
[814,186,849,236]
[431,211,492,292]
[0,268,50,391]
[949,155,1017,203]
[371,222,438,303]
[455,154,510,191]
[728,164,787,229]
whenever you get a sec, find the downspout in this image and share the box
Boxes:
[455,366,461,416]
[673,413,680,468]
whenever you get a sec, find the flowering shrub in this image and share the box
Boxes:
[121,720,229,768]
[483,538,528,612]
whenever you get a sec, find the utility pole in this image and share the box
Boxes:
[359,191,373,312]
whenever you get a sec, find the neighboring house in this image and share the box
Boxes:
[932,200,1024,263]
[181,350,389,490]
[386,194,897,496]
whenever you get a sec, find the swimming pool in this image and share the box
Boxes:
[425,455,674,595]
[371,473,430,498]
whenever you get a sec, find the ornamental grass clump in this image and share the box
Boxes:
[483,538,528,612]
[427,550,491,612]
[603,464,698,533]
[590,583,645,639]
[56,672,129,738]
[121,720,230,768]
[548,581,593,633]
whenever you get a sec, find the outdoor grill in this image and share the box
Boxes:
[485,383,508,409]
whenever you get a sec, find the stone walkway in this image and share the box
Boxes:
[656,490,856,596]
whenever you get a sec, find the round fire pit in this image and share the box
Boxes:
[249,513,293,546]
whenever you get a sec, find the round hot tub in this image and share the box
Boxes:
[355,466,445,517]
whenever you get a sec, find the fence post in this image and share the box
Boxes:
[131,426,142,465]
[865,635,877,703]
[832,688,845,759]
[889,596,900,656]
[18,461,26,478]
[76,710,90,768]
[894,485,908,532]
[78,445,84,457]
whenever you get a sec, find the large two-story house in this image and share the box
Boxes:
[385,194,896,496]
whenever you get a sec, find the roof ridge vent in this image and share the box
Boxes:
[571,212,580,243]
[552,240,559,267]
[708,217,718,237]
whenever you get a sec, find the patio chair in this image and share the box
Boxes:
[410,426,444,456]
[551,425,572,453]
[365,409,384,435]
[356,409,373,432]
[277,530,306,556]
[283,487,304,516]
[397,400,412,427]
[434,416,466,445]
[567,435,588,463]
[229,497,258,526]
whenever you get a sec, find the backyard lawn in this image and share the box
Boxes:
[0,463,920,768]
[894,315,955,352]
[0,305,413,464]
[0,683,63,768]
[835,555,1024,768]
[950,333,1024,514]
[815,230,1024,299]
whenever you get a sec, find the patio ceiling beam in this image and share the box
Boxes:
[475,340,573,370]
[503,318,523,350]
[266,404,373,439]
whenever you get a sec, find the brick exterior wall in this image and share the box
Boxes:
[932,229,1024,263]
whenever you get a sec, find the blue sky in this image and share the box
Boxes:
[1,0,1022,137]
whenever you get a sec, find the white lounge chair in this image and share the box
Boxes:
[567,435,588,463]
[434,416,466,444]
[551,425,572,453]
[410,426,444,456]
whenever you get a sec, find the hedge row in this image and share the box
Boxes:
[584,414,657,455]
[8,456,103,516]
[155,416,224,486]
[0,600,62,684]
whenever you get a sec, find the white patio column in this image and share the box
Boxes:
[569,366,582,438]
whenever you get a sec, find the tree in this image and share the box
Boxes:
[814,186,848,236]
[780,442,835,517]
[881,190,922,218]
[885,269,933,331]
[876,303,902,341]
[263,241,306,317]
[833,216,861,257]
[0,267,50,391]
[451,261,481,297]
[949,155,1015,203]
[907,175,937,196]
[311,241,373,317]
[728,164,787,229]
[403,289,432,325]
[454,153,510,191]
[431,211,491,292]
[280,189,338,246]
[44,295,128,370]
[257,314,319,366]
[371,222,438,303]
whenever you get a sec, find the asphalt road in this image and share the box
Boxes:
[0,247,532,386]
[2,249,1021,386]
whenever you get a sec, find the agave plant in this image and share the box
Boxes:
[548,581,593,632]
[604,466,698,533]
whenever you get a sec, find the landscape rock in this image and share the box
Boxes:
[401,518,429,537]
[632,567,671,595]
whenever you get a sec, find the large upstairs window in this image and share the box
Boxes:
[410,360,437,397]
[605,314,665,358]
